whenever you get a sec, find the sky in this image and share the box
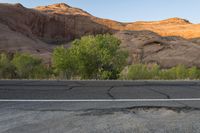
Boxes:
[1,0,200,23]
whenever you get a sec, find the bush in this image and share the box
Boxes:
[174,65,188,79]
[122,64,160,80]
[53,34,128,79]
[159,65,189,80]
[188,67,200,79]
[149,64,160,79]
[52,46,78,79]
[121,64,200,80]
[1,51,200,80]
[125,64,149,80]
[159,68,177,80]
[12,53,48,79]
[0,53,15,79]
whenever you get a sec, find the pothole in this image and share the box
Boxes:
[79,106,200,116]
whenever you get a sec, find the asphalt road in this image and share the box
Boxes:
[0,80,200,133]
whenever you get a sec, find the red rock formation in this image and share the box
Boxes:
[1,3,200,67]
[114,30,200,68]
[0,3,111,44]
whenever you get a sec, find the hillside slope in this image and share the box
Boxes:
[36,3,200,39]
[114,31,200,68]
[0,3,200,67]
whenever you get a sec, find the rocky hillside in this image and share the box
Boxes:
[114,31,200,68]
[36,3,200,39]
[0,3,111,60]
[0,3,200,67]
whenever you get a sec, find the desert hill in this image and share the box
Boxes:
[0,3,200,67]
[0,3,111,60]
[35,3,92,16]
[114,31,200,68]
[36,3,200,39]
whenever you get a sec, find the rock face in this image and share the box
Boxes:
[0,23,52,61]
[123,18,200,39]
[35,3,91,16]
[0,3,111,60]
[0,3,200,67]
[114,30,200,68]
[0,3,111,43]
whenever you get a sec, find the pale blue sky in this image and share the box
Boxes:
[1,0,200,23]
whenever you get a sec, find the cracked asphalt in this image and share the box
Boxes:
[0,80,200,133]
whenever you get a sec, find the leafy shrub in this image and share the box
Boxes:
[0,53,15,79]
[174,65,188,79]
[149,64,160,79]
[53,34,128,79]
[125,64,149,80]
[159,65,189,80]
[159,68,177,80]
[188,67,200,79]
[52,46,78,79]
[12,53,48,79]
[121,64,160,80]
[121,64,200,80]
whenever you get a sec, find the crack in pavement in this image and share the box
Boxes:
[147,88,171,99]
[172,99,200,111]
[11,106,200,114]
[107,86,115,99]
[65,86,75,91]
[174,101,192,109]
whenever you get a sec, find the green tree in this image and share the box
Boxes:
[12,53,48,79]
[0,53,15,79]
[53,34,128,79]
[52,46,78,79]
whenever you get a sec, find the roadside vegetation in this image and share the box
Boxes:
[0,34,200,80]
[0,53,51,79]
[53,34,128,79]
[120,64,200,80]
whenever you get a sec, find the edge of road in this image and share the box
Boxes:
[0,80,200,86]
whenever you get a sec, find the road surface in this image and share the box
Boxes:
[0,80,200,133]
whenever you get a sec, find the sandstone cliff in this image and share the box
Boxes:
[0,3,200,67]
[114,30,200,68]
